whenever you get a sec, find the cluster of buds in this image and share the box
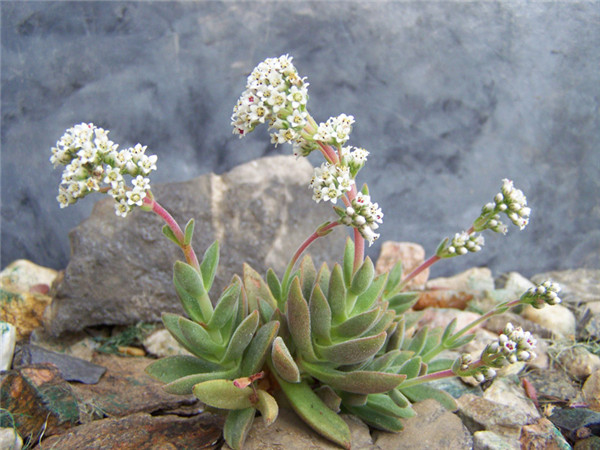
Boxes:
[437,231,485,258]
[473,179,531,233]
[454,354,497,383]
[339,193,383,245]
[309,162,354,204]
[51,123,157,217]
[483,323,537,365]
[313,114,355,146]
[519,280,562,309]
[231,55,314,152]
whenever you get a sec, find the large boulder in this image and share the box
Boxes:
[45,156,345,336]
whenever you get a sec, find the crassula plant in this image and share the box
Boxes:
[50,55,561,449]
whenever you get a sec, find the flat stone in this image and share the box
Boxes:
[375,241,429,289]
[582,370,600,412]
[575,436,600,450]
[34,412,223,449]
[525,369,581,404]
[45,156,346,336]
[0,364,80,443]
[12,343,106,384]
[521,303,576,339]
[472,430,520,450]
[556,346,600,382]
[70,353,199,419]
[519,417,571,450]
[143,328,192,357]
[549,407,600,443]
[414,289,479,310]
[373,399,473,449]
[427,267,495,292]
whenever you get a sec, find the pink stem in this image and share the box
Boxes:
[399,254,441,290]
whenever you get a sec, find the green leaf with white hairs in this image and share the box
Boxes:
[173,261,212,323]
[447,333,475,349]
[315,331,387,365]
[256,389,278,426]
[287,277,317,361]
[368,350,402,372]
[366,393,416,419]
[207,280,241,330]
[397,356,421,379]
[349,257,374,297]
[301,360,406,394]
[390,388,411,408]
[178,316,223,358]
[145,355,222,384]
[332,307,381,339]
[271,336,300,383]
[220,310,259,363]
[224,408,255,450]
[426,358,454,373]
[162,225,181,246]
[192,379,254,409]
[161,313,212,359]
[316,262,330,296]
[384,261,403,297]
[359,310,395,338]
[328,264,347,323]
[243,263,277,313]
[300,255,317,301]
[163,368,238,395]
[183,218,195,246]
[344,403,404,432]
[314,385,342,412]
[442,318,458,342]
[200,240,219,292]
[406,326,428,355]
[400,384,458,411]
[258,298,275,323]
[309,284,332,342]
[352,273,387,315]
[266,268,282,304]
[387,292,420,315]
[343,237,354,287]
[240,320,279,376]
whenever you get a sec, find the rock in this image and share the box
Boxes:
[472,430,520,449]
[579,312,600,341]
[414,289,479,310]
[495,271,535,295]
[521,304,576,339]
[582,370,600,411]
[427,267,495,292]
[143,328,192,357]
[416,308,483,334]
[0,260,57,340]
[575,436,600,449]
[525,369,582,405]
[548,407,600,443]
[0,428,23,450]
[484,311,558,340]
[373,399,473,449]
[222,407,375,450]
[34,412,223,449]
[531,269,600,305]
[375,241,428,289]
[12,343,106,384]
[71,353,199,419]
[457,378,540,439]
[29,328,99,362]
[0,322,16,370]
[556,346,600,382]
[519,417,571,449]
[0,364,80,443]
[46,156,346,336]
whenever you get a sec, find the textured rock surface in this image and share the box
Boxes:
[375,241,428,288]
[45,156,345,335]
[2,2,599,280]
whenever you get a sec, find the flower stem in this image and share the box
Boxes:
[398,255,441,291]
[144,195,201,271]
[398,369,456,389]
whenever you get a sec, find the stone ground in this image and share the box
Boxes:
[1,255,600,449]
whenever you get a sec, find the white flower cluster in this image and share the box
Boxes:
[437,231,485,258]
[341,146,369,176]
[341,193,383,246]
[231,55,311,151]
[520,280,561,309]
[475,179,530,233]
[309,162,354,204]
[51,123,157,218]
[313,114,355,146]
[484,322,537,365]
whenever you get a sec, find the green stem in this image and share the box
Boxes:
[143,195,201,271]
[398,369,456,389]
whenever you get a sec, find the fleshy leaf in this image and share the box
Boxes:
[398,356,422,379]
[162,225,181,246]
[266,268,282,305]
[342,237,355,287]
[344,403,404,432]
[315,331,387,365]
[200,241,219,292]
[271,336,300,383]
[316,263,331,297]
[359,310,395,338]
[256,389,279,426]
[244,263,277,312]
[300,360,406,394]
[328,264,347,323]
[224,408,255,450]
[220,310,259,363]
[426,358,454,373]
[287,277,317,361]
[258,298,275,323]
[162,313,211,359]
[163,368,238,395]
[368,350,402,372]
[332,307,381,339]
[314,385,342,412]
[145,355,221,384]
[387,291,420,315]
[173,261,212,323]
[183,218,195,246]
[300,255,316,301]
[384,261,403,297]
[400,384,458,411]
[192,379,255,409]
[240,320,280,376]
[390,388,411,408]
[309,284,332,342]
[367,393,416,419]
[275,375,351,449]
[207,280,241,330]
[352,273,387,315]
[179,316,223,358]
[349,257,374,297]
[406,326,428,355]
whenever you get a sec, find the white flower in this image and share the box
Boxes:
[132,175,150,191]
[104,167,124,187]
[138,154,158,175]
[126,188,146,206]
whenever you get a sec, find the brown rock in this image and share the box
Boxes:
[582,370,600,412]
[71,353,198,419]
[520,417,571,449]
[427,267,495,292]
[0,260,58,340]
[375,241,428,289]
[0,364,80,443]
[413,289,475,310]
[373,399,473,449]
[35,412,223,449]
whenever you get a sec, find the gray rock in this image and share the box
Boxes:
[373,399,473,449]
[473,430,520,450]
[12,343,106,384]
[525,369,581,404]
[548,407,600,443]
[2,2,599,281]
[45,156,345,336]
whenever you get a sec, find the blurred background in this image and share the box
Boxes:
[2,1,599,278]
